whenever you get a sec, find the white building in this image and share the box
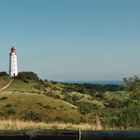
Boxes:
[9,47,18,77]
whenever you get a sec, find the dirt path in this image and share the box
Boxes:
[95,114,103,130]
[0,79,13,91]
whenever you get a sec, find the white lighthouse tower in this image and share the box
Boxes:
[9,47,18,77]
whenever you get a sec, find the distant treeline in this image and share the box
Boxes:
[62,83,124,93]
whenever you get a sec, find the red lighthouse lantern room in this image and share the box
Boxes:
[11,47,16,53]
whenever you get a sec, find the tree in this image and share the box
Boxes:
[0,71,8,77]
[16,71,39,82]
[123,75,140,100]
[123,75,140,92]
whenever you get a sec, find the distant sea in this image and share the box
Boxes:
[63,80,123,85]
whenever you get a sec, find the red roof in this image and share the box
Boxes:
[11,47,16,53]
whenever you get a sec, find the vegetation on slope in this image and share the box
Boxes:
[0,71,140,129]
[0,76,11,89]
[0,91,81,123]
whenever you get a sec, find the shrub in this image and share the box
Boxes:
[37,102,43,106]
[0,97,8,100]
[16,71,39,82]
[22,111,43,122]
[4,104,12,108]
[78,102,98,114]
[6,109,16,115]
[0,72,8,77]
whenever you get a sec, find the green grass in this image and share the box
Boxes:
[6,79,36,92]
[0,91,81,123]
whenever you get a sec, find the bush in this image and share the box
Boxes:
[106,98,123,108]
[78,102,98,114]
[6,109,16,115]
[0,97,8,100]
[123,76,140,101]
[22,111,43,122]
[0,72,8,77]
[16,71,39,82]
[102,101,140,128]
[36,102,44,107]
[4,104,12,108]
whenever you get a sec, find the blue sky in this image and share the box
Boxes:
[0,0,140,81]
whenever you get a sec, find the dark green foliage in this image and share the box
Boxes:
[105,97,125,108]
[130,92,140,100]
[4,104,12,108]
[16,71,39,82]
[6,109,16,115]
[3,104,16,115]
[123,75,140,100]
[102,102,140,128]
[123,75,140,92]
[0,71,8,77]
[22,111,43,122]
[119,103,140,127]
[63,83,123,97]
[64,94,79,104]
[95,92,104,100]
[36,102,43,106]
[0,96,8,100]
[43,105,52,109]
[36,103,52,109]
[60,105,64,108]
[78,102,98,114]
[46,92,60,99]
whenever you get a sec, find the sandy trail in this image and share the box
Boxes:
[0,79,13,91]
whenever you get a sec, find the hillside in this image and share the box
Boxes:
[0,75,103,126]
[0,76,81,123]
[0,91,81,123]
[0,73,140,130]
[0,76,11,89]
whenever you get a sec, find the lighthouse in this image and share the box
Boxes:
[9,47,18,77]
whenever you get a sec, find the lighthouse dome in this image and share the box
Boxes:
[11,47,16,53]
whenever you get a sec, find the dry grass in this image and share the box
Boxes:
[0,119,101,130]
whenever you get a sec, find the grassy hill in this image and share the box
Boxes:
[0,73,140,130]
[0,90,82,122]
[0,76,101,126]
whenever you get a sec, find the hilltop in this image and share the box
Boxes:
[0,71,140,130]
